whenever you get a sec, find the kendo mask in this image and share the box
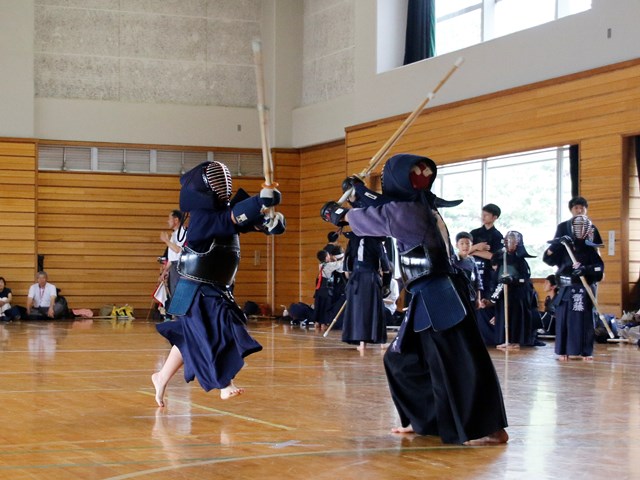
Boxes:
[504,230,535,258]
[572,215,593,241]
[179,161,232,212]
[381,154,462,208]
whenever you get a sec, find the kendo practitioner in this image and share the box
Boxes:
[323,231,348,330]
[311,249,343,329]
[321,154,508,445]
[152,161,285,406]
[341,230,390,350]
[489,231,539,348]
[543,215,603,361]
[554,196,603,244]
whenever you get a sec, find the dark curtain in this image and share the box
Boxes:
[635,136,640,188]
[403,0,435,65]
[569,144,579,198]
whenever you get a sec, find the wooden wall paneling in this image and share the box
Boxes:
[272,150,301,314]
[0,140,37,307]
[35,171,181,313]
[626,136,640,310]
[580,136,624,314]
[299,141,347,304]
[35,171,268,314]
[343,60,640,315]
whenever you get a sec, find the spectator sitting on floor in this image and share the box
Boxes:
[26,271,64,320]
[0,277,21,321]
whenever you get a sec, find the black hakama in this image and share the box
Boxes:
[554,284,595,357]
[493,283,537,346]
[157,285,262,391]
[347,195,508,445]
[384,315,507,444]
[312,277,334,325]
[341,265,387,344]
[384,274,507,444]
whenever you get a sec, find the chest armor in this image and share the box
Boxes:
[177,234,240,288]
[400,244,452,290]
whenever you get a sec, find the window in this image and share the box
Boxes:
[38,144,262,178]
[377,0,591,72]
[436,146,572,277]
[435,0,592,56]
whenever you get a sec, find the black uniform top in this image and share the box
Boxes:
[543,239,604,285]
[343,233,390,274]
[469,225,504,298]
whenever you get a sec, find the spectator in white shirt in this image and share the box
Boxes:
[26,271,63,319]
[160,210,187,298]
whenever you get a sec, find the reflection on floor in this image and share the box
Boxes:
[0,319,638,479]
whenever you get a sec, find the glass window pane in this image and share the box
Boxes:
[560,151,573,223]
[436,9,481,55]
[494,0,556,38]
[124,149,150,173]
[485,157,558,277]
[437,162,483,241]
[97,148,125,172]
[436,0,481,18]
[559,0,592,17]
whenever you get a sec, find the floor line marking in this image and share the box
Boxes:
[137,391,295,431]
[101,445,469,480]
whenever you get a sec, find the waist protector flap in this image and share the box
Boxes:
[178,235,240,287]
[411,275,466,332]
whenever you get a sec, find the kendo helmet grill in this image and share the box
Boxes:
[572,215,593,240]
[203,161,232,205]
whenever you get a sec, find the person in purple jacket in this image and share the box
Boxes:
[321,154,508,445]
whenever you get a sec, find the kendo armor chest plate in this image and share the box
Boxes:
[400,243,451,290]
[177,235,240,288]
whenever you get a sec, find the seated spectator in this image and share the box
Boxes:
[0,277,21,321]
[26,271,64,320]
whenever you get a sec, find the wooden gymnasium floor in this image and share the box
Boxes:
[0,318,639,480]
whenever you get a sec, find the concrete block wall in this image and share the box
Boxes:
[34,0,262,108]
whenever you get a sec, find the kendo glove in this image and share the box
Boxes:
[259,187,282,207]
[320,201,349,226]
[342,175,364,193]
[232,195,264,226]
[498,275,515,285]
[261,212,286,235]
[572,265,586,277]
[559,235,574,247]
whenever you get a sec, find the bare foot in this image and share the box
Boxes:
[464,428,509,446]
[356,342,366,352]
[557,355,569,361]
[582,356,593,361]
[497,343,519,350]
[151,372,167,407]
[380,343,389,350]
[220,382,245,400]
[391,425,415,434]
